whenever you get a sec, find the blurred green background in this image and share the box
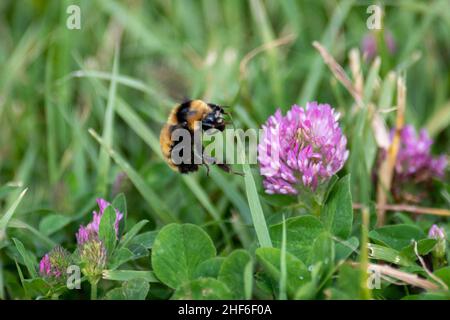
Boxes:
[0,0,449,298]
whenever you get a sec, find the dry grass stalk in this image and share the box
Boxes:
[413,241,448,290]
[352,203,450,217]
[371,111,391,149]
[240,33,296,80]
[312,41,363,107]
[348,48,364,98]
[375,76,406,226]
[313,42,390,149]
[350,262,440,291]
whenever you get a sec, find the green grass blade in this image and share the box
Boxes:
[45,47,58,185]
[279,216,287,300]
[97,0,166,52]
[12,238,37,279]
[399,2,439,62]
[14,260,28,298]
[210,170,251,224]
[298,0,354,103]
[4,147,37,211]
[0,24,46,111]
[363,57,381,104]
[118,220,148,250]
[8,219,57,250]
[0,255,4,299]
[249,0,283,106]
[97,46,120,196]
[62,69,173,106]
[102,269,159,283]
[0,188,28,234]
[378,72,396,110]
[0,182,23,200]
[359,208,372,300]
[426,101,450,137]
[237,135,272,248]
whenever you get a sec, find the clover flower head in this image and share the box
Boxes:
[258,102,349,195]
[76,198,123,245]
[39,246,71,279]
[429,224,446,240]
[393,125,447,181]
[79,238,107,282]
[75,198,122,280]
[428,224,447,259]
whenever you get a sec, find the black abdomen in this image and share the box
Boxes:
[175,100,193,124]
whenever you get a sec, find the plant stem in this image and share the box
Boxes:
[353,203,450,217]
[91,282,98,300]
[431,256,444,271]
[278,216,287,300]
[359,208,372,300]
[0,253,4,300]
[312,201,321,218]
[297,190,321,217]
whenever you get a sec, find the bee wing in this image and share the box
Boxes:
[187,110,198,116]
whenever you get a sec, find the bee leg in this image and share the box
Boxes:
[216,163,245,177]
[202,154,244,177]
[203,162,210,176]
[199,153,214,177]
[202,154,215,165]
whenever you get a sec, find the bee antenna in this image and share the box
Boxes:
[232,170,245,177]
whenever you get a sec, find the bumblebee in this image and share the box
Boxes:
[160,99,239,175]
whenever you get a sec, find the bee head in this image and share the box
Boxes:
[202,104,226,131]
